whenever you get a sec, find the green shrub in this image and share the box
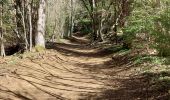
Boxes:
[79,19,92,34]
[153,8,170,57]
[123,8,154,49]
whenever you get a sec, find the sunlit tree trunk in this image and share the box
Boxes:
[68,0,74,38]
[98,9,105,42]
[21,1,29,50]
[28,0,33,51]
[35,0,46,48]
[0,2,5,57]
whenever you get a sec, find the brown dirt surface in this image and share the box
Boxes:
[0,36,169,100]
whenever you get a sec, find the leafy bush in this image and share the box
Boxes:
[74,18,92,35]
[123,7,154,49]
[153,8,170,57]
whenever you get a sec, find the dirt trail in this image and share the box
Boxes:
[0,36,168,100]
[0,36,113,100]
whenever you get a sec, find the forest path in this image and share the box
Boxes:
[0,36,164,100]
[0,36,122,100]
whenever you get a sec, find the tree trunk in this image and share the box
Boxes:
[28,1,33,51]
[35,0,46,48]
[21,1,29,50]
[98,10,105,42]
[0,2,6,57]
[0,28,6,57]
[92,0,97,41]
[68,0,74,38]
[14,0,22,42]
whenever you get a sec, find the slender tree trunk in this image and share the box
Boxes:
[0,36,5,57]
[1,28,6,57]
[113,0,119,44]
[15,0,22,41]
[0,2,6,57]
[98,9,105,42]
[28,1,33,51]
[35,0,46,48]
[92,0,97,41]
[68,0,74,38]
[21,1,29,50]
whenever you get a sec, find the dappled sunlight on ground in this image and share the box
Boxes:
[0,36,169,100]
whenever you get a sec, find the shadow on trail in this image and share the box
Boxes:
[81,72,170,100]
[47,43,123,58]
[49,43,93,51]
[75,54,135,69]
[2,35,169,99]
[73,54,138,77]
[66,36,90,45]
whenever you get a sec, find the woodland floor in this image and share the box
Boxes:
[0,36,169,100]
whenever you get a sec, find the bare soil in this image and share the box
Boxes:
[0,36,169,100]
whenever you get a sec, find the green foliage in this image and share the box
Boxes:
[79,19,92,34]
[134,56,166,65]
[165,58,170,65]
[152,8,170,57]
[0,0,8,4]
[123,2,155,49]
[74,12,92,35]
[122,0,170,58]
